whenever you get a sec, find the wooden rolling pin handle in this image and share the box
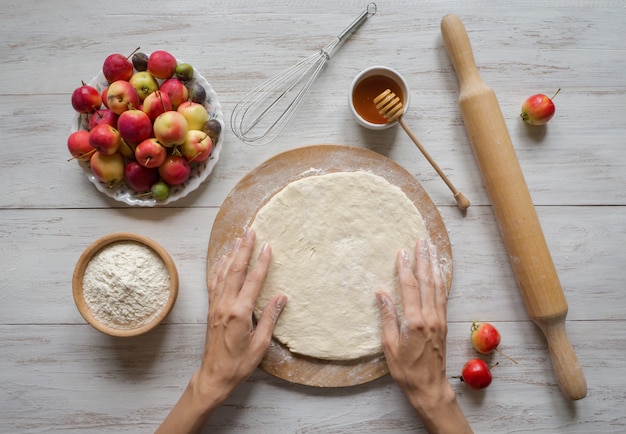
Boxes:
[536,315,588,401]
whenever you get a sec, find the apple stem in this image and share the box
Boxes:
[496,348,518,365]
[551,88,561,100]
[489,361,500,370]
[67,148,96,162]
[127,47,141,60]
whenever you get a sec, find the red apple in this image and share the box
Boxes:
[71,82,102,114]
[102,53,134,83]
[67,130,95,161]
[106,80,140,115]
[153,111,188,147]
[177,101,208,131]
[117,109,152,145]
[470,322,501,354]
[88,108,118,130]
[124,161,159,193]
[148,50,177,79]
[90,151,124,184]
[129,71,159,102]
[101,86,109,108]
[181,129,213,163]
[142,90,172,121]
[159,78,189,110]
[461,359,493,390]
[135,138,167,168]
[88,124,122,155]
[159,155,191,186]
[520,88,560,126]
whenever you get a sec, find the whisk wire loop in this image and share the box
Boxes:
[230,3,376,145]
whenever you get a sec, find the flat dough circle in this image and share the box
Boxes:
[251,171,428,361]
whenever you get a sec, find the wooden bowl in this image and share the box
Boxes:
[72,233,179,337]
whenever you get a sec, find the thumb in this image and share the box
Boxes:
[376,291,399,345]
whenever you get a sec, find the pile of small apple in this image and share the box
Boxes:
[67,48,221,201]
[459,321,517,390]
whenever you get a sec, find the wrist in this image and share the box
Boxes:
[188,369,232,413]
[405,381,473,434]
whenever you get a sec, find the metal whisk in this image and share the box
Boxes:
[230,3,377,146]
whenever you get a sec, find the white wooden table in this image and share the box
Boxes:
[1,1,624,432]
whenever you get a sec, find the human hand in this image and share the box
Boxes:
[157,229,286,434]
[198,228,287,397]
[377,239,472,433]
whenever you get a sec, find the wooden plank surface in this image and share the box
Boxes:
[1,0,625,432]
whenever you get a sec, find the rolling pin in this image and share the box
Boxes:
[441,14,587,400]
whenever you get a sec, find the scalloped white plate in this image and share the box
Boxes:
[71,62,224,207]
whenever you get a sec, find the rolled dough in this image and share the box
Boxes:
[251,171,428,360]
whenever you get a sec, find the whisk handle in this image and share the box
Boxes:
[337,2,377,41]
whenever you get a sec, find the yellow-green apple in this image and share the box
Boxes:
[181,130,213,162]
[90,151,124,184]
[177,101,208,131]
[135,138,167,168]
[153,111,188,147]
[102,53,134,83]
[118,140,135,160]
[129,71,159,102]
[151,180,170,201]
[88,108,118,130]
[159,155,191,186]
[117,109,152,145]
[67,130,95,161]
[106,80,140,115]
[175,63,194,82]
[142,90,172,121]
[124,161,159,193]
[88,124,122,155]
[159,78,189,110]
[148,50,177,79]
[71,83,102,114]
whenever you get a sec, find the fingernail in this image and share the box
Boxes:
[276,294,287,312]
[419,239,429,257]
[233,237,242,250]
[376,292,386,307]
[260,242,270,254]
[245,228,254,240]
[400,248,410,264]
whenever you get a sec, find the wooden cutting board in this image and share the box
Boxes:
[206,144,452,387]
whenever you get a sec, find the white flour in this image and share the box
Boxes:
[82,241,170,329]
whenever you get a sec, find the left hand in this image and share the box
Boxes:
[197,228,287,397]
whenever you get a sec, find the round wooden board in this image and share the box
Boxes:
[206,144,452,387]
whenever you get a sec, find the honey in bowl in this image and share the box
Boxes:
[352,74,404,124]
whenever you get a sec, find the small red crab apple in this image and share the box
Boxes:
[520,88,561,125]
[461,359,495,390]
[470,321,518,364]
[471,321,500,353]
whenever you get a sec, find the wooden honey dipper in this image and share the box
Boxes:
[374,89,470,211]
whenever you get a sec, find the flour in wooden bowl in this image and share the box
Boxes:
[82,241,171,330]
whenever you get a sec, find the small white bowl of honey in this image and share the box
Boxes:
[349,66,410,130]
